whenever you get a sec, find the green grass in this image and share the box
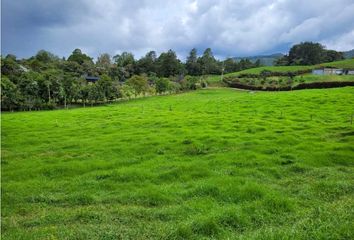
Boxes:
[295,74,354,83]
[223,74,354,89]
[232,59,354,77]
[231,65,313,76]
[2,87,354,239]
[206,59,354,84]
[320,59,354,69]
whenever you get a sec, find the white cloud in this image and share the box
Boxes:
[3,0,354,58]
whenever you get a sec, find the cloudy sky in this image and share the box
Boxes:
[2,0,354,60]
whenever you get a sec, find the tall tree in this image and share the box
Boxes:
[156,50,183,77]
[186,48,201,76]
[136,51,157,75]
[113,52,136,81]
[68,49,93,65]
[1,76,20,111]
[96,53,112,74]
[198,48,220,75]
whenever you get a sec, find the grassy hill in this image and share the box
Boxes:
[2,87,354,239]
[207,59,354,88]
[231,59,354,77]
[320,58,354,69]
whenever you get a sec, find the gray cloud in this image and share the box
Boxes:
[2,0,354,59]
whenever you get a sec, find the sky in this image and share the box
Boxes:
[2,0,354,60]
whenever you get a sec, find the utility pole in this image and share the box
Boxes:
[220,60,225,82]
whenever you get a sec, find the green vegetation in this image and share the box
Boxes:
[2,87,354,239]
[228,59,354,77]
[275,42,344,66]
[1,47,259,111]
[295,74,354,83]
[320,59,354,69]
[205,59,354,88]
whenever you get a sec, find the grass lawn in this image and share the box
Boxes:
[2,87,354,239]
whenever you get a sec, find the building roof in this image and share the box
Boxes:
[85,76,99,81]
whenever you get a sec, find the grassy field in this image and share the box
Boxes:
[2,87,354,239]
[295,74,354,83]
[206,59,354,85]
[206,59,354,87]
[232,59,354,77]
[320,59,354,69]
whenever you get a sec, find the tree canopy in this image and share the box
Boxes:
[275,42,344,66]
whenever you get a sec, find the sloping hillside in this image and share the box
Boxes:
[231,59,354,77]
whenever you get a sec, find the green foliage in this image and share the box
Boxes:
[156,49,184,77]
[276,42,344,66]
[126,75,149,96]
[1,76,20,111]
[154,77,171,94]
[67,48,93,65]
[186,48,201,76]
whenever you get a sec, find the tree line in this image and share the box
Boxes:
[275,42,344,66]
[1,48,260,111]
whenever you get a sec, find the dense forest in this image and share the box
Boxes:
[1,48,261,111]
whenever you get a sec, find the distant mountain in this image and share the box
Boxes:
[343,49,354,59]
[233,53,284,66]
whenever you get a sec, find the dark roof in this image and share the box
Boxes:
[85,76,99,81]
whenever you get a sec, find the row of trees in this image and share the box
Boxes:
[275,42,344,66]
[1,48,259,111]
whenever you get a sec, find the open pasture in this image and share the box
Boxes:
[2,87,354,239]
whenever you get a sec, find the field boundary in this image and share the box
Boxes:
[225,80,354,91]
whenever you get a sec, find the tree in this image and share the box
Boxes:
[274,55,289,66]
[254,59,261,68]
[113,52,135,67]
[288,42,325,65]
[96,74,119,101]
[136,51,157,75]
[120,84,135,99]
[17,71,42,110]
[277,42,344,66]
[198,48,220,75]
[86,84,100,106]
[223,58,238,73]
[323,50,344,63]
[96,53,112,74]
[1,76,20,111]
[156,50,184,77]
[68,49,93,65]
[112,52,136,81]
[35,50,59,64]
[239,59,254,70]
[59,75,80,108]
[126,75,149,97]
[180,76,200,90]
[1,55,22,80]
[186,48,201,76]
[155,77,171,94]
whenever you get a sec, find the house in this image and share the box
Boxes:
[312,68,352,75]
[85,76,99,83]
[344,70,354,75]
[312,69,324,75]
